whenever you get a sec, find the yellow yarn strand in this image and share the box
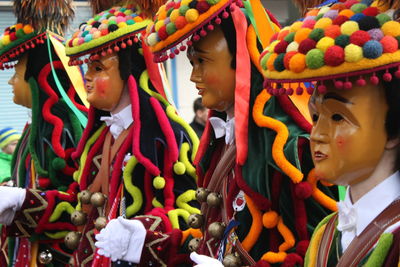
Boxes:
[49,201,75,222]
[168,208,191,229]
[123,156,144,218]
[44,231,69,239]
[179,142,197,180]
[176,189,200,215]
[253,89,303,183]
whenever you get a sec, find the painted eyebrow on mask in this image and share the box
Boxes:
[323,92,353,104]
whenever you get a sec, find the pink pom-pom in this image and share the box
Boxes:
[318,84,327,94]
[207,24,214,31]
[193,34,200,42]
[344,81,352,90]
[383,72,392,82]
[334,80,344,89]
[222,11,229,19]
[214,17,222,24]
[370,75,379,85]
[200,29,207,37]
[356,78,366,86]
[395,70,400,78]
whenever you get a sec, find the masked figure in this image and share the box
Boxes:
[261,0,400,266]
[95,0,339,266]
[0,0,88,266]
[61,1,199,266]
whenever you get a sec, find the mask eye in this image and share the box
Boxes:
[312,114,319,122]
[331,114,344,121]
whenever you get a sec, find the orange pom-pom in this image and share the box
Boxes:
[338,9,355,18]
[289,53,306,73]
[267,53,278,71]
[380,35,398,53]
[325,25,341,39]
[262,211,279,229]
[294,28,312,44]
[284,51,297,69]
[278,29,290,41]
[306,9,319,17]
[23,24,34,34]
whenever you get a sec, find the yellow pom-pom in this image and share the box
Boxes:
[173,161,186,175]
[286,41,299,52]
[93,31,102,39]
[294,28,312,43]
[382,21,400,37]
[344,44,363,62]
[153,176,166,189]
[185,9,199,23]
[72,38,79,47]
[23,24,34,34]
[289,53,306,73]
[314,18,332,29]
[157,4,166,15]
[316,37,335,52]
[340,21,359,35]
[262,211,279,229]
[155,20,165,32]
[268,40,280,52]
[118,22,127,28]
[181,0,191,5]
[170,9,180,22]
[267,53,278,71]
[2,35,10,46]
[290,21,303,32]
[158,10,167,20]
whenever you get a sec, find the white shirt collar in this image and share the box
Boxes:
[209,116,235,145]
[100,104,133,139]
[343,171,400,236]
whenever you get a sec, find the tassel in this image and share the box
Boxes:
[13,0,74,35]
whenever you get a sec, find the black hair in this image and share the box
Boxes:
[219,14,237,69]
[193,97,205,113]
[117,41,146,82]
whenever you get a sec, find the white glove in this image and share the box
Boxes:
[95,216,146,263]
[0,186,26,225]
[190,252,224,267]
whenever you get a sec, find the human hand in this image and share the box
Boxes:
[190,252,224,267]
[0,186,26,225]
[95,216,146,263]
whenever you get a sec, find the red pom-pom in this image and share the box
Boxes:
[279,88,286,95]
[166,1,175,9]
[9,32,17,41]
[121,42,126,49]
[350,30,371,46]
[344,81,353,89]
[174,48,180,55]
[296,240,310,257]
[107,48,113,54]
[380,36,398,53]
[174,2,181,9]
[256,260,271,267]
[113,46,120,52]
[286,88,294,95]
[200,29,207,37]
[333,15,349,25]
[193,34,200,41]
[298,38,316,54]
[270,32,279,43]
[101,51,107,57]
[282,253,303,267]
[197,1,210,13]
[179,45,186,51]
[302,19,316,29]
[222,11,229,19]
[344,0,359,8]
[214,17,222,24]
[383,72,392,82]
[127,39,133,46]
[335,80,344,89]
[318,84,327,94]
[169,53,175,59]
[101,29,109,36]
[158,25,168,40]
[274,40,289,54]
[296,86,304,95]
[362,7,379,16]
[325,25,341,39]
[295,181,313,199]
[306,86,314,94]
[324,45,345,66]
[175,16,187,29]
[284,51,297,69]
[207,24,214,31]
[356,77,366,86]
[38,178,51,188]
[370,75,379,85]
[395,70,400,78]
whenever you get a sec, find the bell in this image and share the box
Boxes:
[90,192,106,207]
[80,190,92,204]
[64,231,82,250]
[94,216,107,230]
[38,250,53,264]
[188,238,201,252]
[187,214,204,229]
[195,188,209,203]
[71,210,87,226]
[208,222,225,239]
[222,253,242,267]
[206,192,222,207]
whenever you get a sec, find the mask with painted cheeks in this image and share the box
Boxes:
[309,81,389,186]
[8,54,32,108]
[84,52,125,112]
[187,26,235,113]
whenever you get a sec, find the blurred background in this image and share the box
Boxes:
[0,0,301,130]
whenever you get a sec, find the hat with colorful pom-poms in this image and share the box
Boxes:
[0,0,74,69]
[65,3,153,65]
[260,0,400,96]
[146,0,239,62]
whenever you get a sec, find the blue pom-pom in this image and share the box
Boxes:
[363,40,383,59]
[361,0,373,5]
[350,13,366,22]
[84,34,93,42]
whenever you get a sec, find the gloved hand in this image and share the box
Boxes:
[95,216,146,263]
[190,252,224,267]
[0,186,26,225]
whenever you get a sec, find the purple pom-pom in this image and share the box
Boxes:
[323,10,339,20]
[368,28,384,41]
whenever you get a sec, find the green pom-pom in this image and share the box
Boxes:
[284,32,295,43]
[309,28,325,41]
[166,23,177,35]
[335,34,350,48]
[173,161,186,175]
[273,53,285,72]
[167,7,174,17]
[306,49,325,69]
[126,19,134,25]
[52,157,66,170]
[260,53,271,69]
[179,5,190,16]
[350,3,367,13]
[94,15,101,21]
[315,14,323,20]
[206,0,220,4]
[16,29,25,38]
[57,186,67,192]
[376,13,391,26]
[153,176,166,189]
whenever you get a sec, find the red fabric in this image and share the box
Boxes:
[72,107,96,160]
[277,95,312,133]
[232,5,251,165]
[67,84,89,112]
[161,144,176,211]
